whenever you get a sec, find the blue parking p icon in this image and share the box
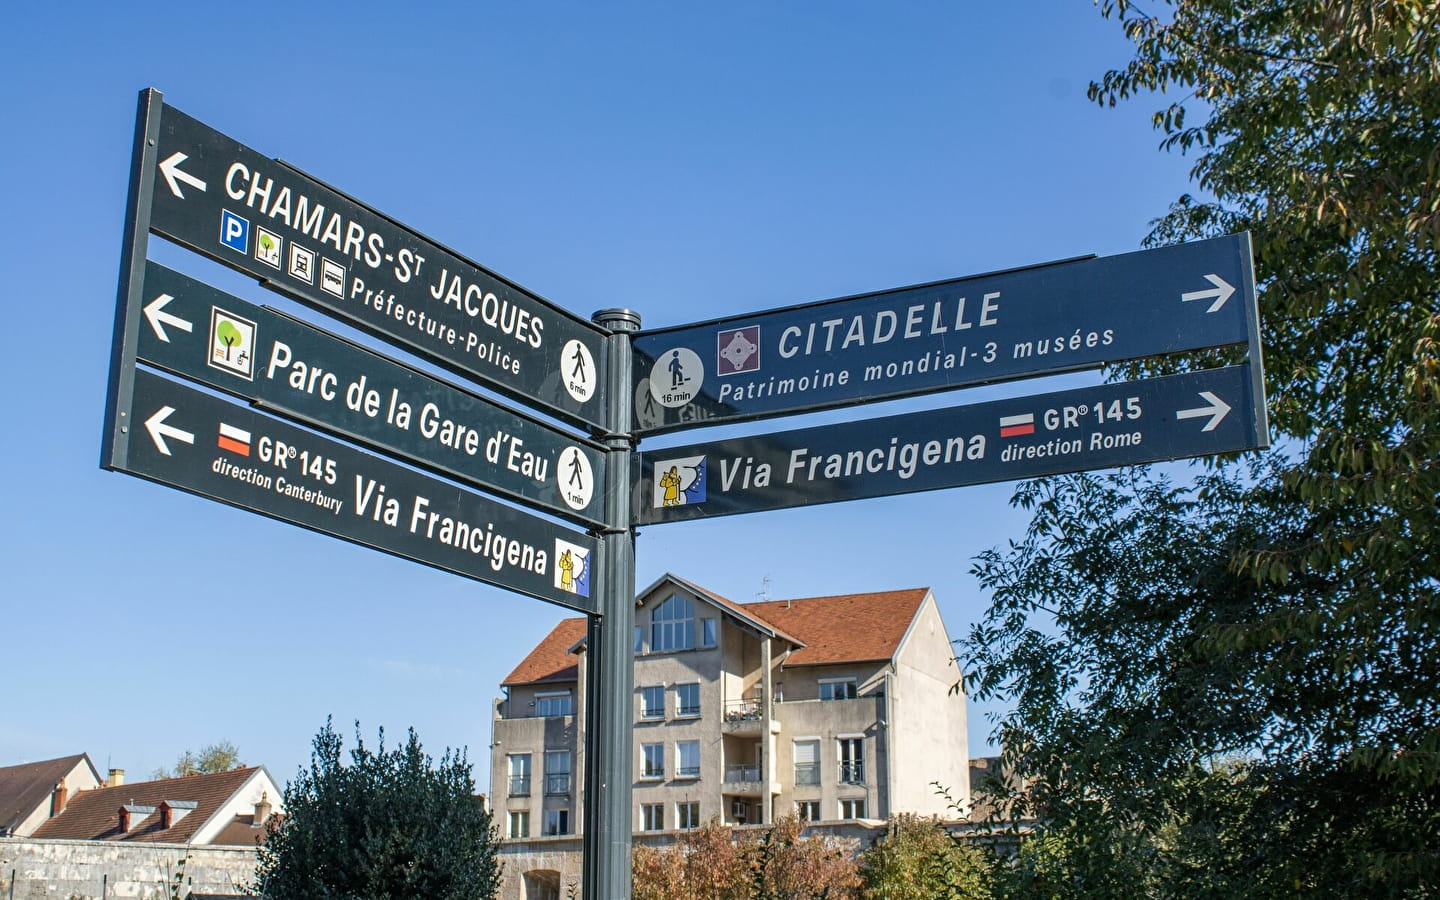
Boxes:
[219,210,250,254]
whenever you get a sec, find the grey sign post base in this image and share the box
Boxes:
[584,308,640,899]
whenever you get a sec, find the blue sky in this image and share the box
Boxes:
[0,3,1196,789]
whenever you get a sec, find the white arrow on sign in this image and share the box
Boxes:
[158,152,207,199]
[1181,273,1236,313]
[144,406,195,456]
[143,293,193,343]
[1175,391,1232,432]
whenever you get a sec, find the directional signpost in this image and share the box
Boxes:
[102,89,629,898]
[636,366,1259,523]
[102,87,1270,900]
[632,234,1256,435]
[147,101,609,430]
[137,262,607,527]
[123,369,599,612]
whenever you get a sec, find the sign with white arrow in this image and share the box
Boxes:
[143,405,193,455]
[143,292,193,342]
[635,365,1262,524]
[1175,391,1231,431]
[144,100,609,431]
[632,233,1257,435]
[116,369,601,613]
[134,262,609,527]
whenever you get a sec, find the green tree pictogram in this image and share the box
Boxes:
[215,319,242,361]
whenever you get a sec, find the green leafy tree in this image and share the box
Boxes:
[215,319,242,360]
[963,1,1440,895]
[858,814,995,900]
[153,740,242,779]
[252,720,500,900]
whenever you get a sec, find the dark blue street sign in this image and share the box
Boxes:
[635,366,1262,524]
[136,262,607,527]
[632,234,1255,435]
[116,369,599,612]
[146,102,609,430]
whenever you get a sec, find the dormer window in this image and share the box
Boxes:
[159,800,197,830]
[650,595,695,652]
[119,804,156,832]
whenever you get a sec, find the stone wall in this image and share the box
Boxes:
[0,838,258,899]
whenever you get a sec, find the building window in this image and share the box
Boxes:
[793,739,820,786]
[634,625,644,653]
[839,798,867,819]
[795,800,820,822]
[819,678,858,701]
[640,685,665,720]
[677,801,701,830]
[641,803,664,832]
[508,810,530,838]
[701,617,718,648]
[544,808,570,835]
[838,737,864,784]
[537,691,573,717]
[641,743,664,779]
[651,594,695,652]
[675,683,701,718]
[545,750,572,794]
[676,740,700,778]
[507,753,532,796]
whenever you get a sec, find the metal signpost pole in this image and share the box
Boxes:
[584,308,641,899]
[102,88,162,472]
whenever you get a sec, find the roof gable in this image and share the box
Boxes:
[655,574,806,646]
[32,767,262,844]
[0,754,98,834]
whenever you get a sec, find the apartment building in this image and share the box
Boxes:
[490,573,969,857]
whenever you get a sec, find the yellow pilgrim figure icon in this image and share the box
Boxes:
[558,549,576,593]
[660,466,682,506]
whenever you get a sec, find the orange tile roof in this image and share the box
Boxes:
[501,617,587,686]
[748,588,930,667]
[32,767,261,844]
[501,579,931,685]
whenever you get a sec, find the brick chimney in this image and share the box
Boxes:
[50,783,69,816]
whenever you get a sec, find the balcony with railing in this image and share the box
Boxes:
[722,698,764,734]
[793,762,821,787]
[838,762,865,785]
[722,764,763,796]
[545,773,572,795]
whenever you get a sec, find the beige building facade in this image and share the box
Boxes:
[490,574,971,899]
